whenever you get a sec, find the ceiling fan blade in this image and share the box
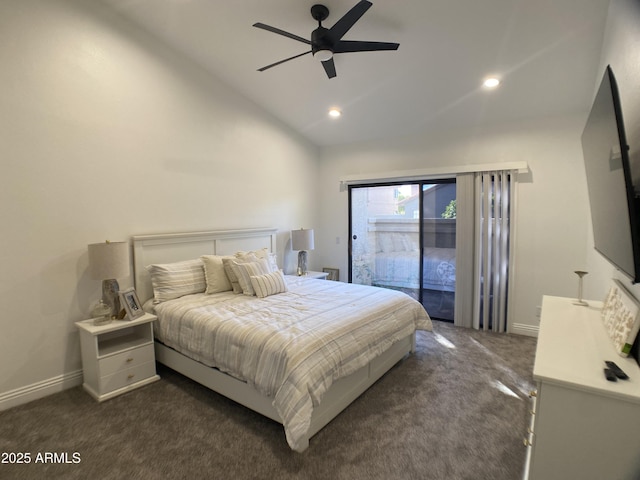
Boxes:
[326,1,372,44]
[258,51,312,72]
[322,58,337,79]
[253,23,311,45]
[333,40,400,54]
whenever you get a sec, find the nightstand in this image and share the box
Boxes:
[303,271,329,280]
[75,313,160,402]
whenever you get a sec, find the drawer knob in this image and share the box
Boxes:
[529,390,537,397]
[126,358,134,363]
[127,374,135,380]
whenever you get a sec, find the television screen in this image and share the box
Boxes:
[581,66,640,283]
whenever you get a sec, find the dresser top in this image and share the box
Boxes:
[535,296,640,403]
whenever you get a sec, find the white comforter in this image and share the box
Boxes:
[153,277,432,451]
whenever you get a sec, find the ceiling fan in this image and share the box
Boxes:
[253,1,399,79]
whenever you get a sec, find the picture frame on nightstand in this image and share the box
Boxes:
[323,268,339,281]
[119,287,144,320]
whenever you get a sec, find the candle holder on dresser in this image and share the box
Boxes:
[573,270,589,306]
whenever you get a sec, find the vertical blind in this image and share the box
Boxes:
[474,171,513,332]
[455,170,514,332]
[454,174,475,328]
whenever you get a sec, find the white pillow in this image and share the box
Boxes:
[233,259,271,296]
[235,247,269,259]
[250,270,288,298]
[222,257,243,294]
[146,259,206,303]
[235,248,278,272]
[201,255,232,294]
[267,253,278,272]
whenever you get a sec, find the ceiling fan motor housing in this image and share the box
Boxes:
[312,26,332,56]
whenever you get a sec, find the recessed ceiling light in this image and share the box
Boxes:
[328,108,342,118]
[483,77,500,88]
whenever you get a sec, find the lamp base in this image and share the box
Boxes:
[297,250,308,276]
[102,278,121,318]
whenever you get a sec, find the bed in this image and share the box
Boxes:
[132,228,432,452]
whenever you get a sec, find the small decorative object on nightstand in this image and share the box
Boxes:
[322,268,339,281]
[88,240,129,320]
[119,288,144,320]
[90,299,112,326]
[75,313,160,402]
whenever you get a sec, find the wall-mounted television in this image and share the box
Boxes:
[581,65,640,284]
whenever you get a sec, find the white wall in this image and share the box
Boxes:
[0,0,319,406]
[585,0,640,301]
[316,115,592,335]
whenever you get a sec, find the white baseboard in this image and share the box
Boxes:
[0,370,83,412]
[510,322,539,337]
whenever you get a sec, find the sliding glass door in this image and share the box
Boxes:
[349,180,456,321]
[421,182,456,321]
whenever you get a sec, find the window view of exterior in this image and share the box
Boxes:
[350,182,456,321]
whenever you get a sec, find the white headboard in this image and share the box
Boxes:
[132,228,278,304]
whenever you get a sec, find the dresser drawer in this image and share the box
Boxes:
[100,361,157,393]
[98,344,154,377]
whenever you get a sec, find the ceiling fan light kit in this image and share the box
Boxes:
[253,1,399,79]
[313,49,333,62]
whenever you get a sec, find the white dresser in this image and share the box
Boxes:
[525,296,640,480]
[76,313,160,401]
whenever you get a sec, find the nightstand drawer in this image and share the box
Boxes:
[98,344,154,377]
[100,361,156,393]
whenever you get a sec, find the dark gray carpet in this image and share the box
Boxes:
[0,321,536,480]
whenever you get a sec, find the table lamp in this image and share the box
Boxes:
[291,228,314,276]
[88,241,129,318]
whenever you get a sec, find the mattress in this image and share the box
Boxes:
[152,276,432,451]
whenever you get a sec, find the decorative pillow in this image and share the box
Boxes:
[221,257,243,294]
[236,247,268,257]
[232,259,271,296]
[235,248,278,272]
[250,270,288,298]
[601,280,640,356]
[201,255,233,294]
[146,259,206,303]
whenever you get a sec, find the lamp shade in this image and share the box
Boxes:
[88,241,129,280]
[291,229,314,251]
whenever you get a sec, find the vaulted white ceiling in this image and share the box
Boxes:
[99,0,610,147]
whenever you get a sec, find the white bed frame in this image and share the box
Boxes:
[132,227,416,450]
